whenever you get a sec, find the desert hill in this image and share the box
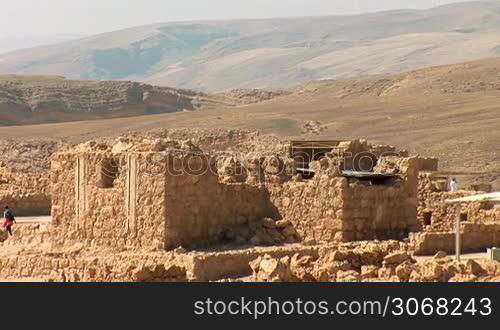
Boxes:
[0,56,498,188]
[2,1,500,91]
[0,75,288,125]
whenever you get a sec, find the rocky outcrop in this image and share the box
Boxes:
[216,89,289,105]
[0,76,230,125]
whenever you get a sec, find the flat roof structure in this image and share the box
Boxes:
[446,192,500,204]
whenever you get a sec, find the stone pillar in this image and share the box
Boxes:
[126,154,137,235]
[75,155,87,229]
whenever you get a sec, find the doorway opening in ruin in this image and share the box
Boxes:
[369,177,397,186]
[341,171,399,186]
[480,202,495,211]
[423,212,432,226]
[289,140,345,180]
[98,158,120,188]
[289,140,343,169]
[460,213,468,222]
[296,168,316,180]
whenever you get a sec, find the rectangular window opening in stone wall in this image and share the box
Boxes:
[362,177,397,186]
[296,168,315,180]
[292,148,334,169]
[423,212,432,226]
[460,213,468,222]
[480,202,494,211]
[98,158,120,189]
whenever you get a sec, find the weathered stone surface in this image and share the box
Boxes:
[434,251,448,259]
[466,260,486,276]
[361,265,379,279]
[250,255,298,282]
[395,263,414,282]
[3,131,498,284]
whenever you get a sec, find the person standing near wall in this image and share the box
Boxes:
[3,206,16,237]
[449,178,459,192]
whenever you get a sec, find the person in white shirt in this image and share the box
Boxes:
[449,178,459,192]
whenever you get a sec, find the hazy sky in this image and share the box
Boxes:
[1,0,481,38]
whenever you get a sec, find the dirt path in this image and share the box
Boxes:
[15,216,51,224]
[415,252,489,262]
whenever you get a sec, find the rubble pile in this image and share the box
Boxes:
[249,241,404,282]
[249,246,500,282]
[0,131,498,282]
[302,120,326,135]
[100,129,286,154]
[223,218,300,246]
[216,89,290,105]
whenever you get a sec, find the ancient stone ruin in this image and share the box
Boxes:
[0,132,498,282]
[49,138,420,250]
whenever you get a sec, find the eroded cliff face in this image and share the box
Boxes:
[0,76,232,125]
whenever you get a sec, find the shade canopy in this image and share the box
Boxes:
[445,192,500,204]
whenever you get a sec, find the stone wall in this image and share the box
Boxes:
[340,157,418,241]
[0,168,51,216]
[411,222,500,255]
[418,191,494,231]
[51,151,278,250]
[417,173,496,231]
[0,192,51,216]
[0,253,187,282]
[267,177,345,242]
[188,245,321,281]
[266,157,418,243]
[341,182,417,241]
[50,152,77,239]
[51,152,167,249]
[0,245,322,282]
[50,150,420,251]
[335,139,412,172]
[0,223,52,246]
[163,154,274,249]
[413,171,500,255]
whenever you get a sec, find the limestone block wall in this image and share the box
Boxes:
[163,154,273,249]
[0,245,321,282]
[132,154,167,248]
[418,190,495,231]
[0,223,51,246]
[340,157,418,241]
[267,176,345,242]
[215,154,295,184]
[336,140,408,172]
[51,151,277,250]
[0,192,51,216]
[77,153,129,246]
[51,152,167,249]
[50,152,77,237]
[482,208,500,222]
[0,253,188,282]
[341,183,417,241]
[337,139,378,172]
[0,168,51,216]
[267,165,418,243]
[411,223,500,255]
[189,245,320,281]
[50,151,420,251]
